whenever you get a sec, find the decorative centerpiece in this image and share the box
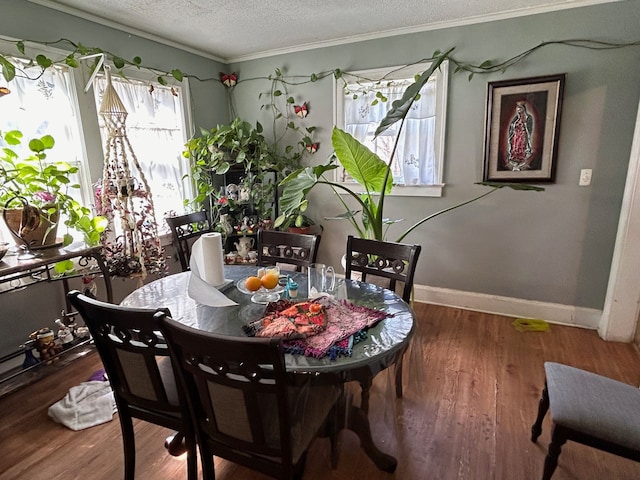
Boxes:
[236,266,284,304]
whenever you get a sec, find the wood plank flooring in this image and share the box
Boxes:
[1,302,639,480]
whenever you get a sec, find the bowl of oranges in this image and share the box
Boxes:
[236,266,285,304]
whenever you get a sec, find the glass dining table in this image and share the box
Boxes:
[120,265,415,472]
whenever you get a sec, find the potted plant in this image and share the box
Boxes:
[184,116,306,234]
[0,129,107,247]
[276,51,544,243]
[278,209,315,234]
[185,118,271,218]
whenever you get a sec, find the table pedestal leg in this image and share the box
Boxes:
[345,402,398,472]
[338,378,398,473]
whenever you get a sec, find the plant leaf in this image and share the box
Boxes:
[112,56,125,69]
[278,167,318,215]
[375,47,454,137]
[35,54,52,68]
[332,127,392,195]
[171,69,184,81]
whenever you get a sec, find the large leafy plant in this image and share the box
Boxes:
[183,114,313,225]
[183,118,271,208]
[0,130,107,246]
[276,49,543,242]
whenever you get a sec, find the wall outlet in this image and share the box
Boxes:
[579,169,592,186]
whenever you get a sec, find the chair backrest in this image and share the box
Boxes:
[67,290,183,419]
[157,314,299,477]
[257,229,321,271]
[166,211,211,271]
[344,235,421,303]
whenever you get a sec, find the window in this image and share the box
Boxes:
[0,46,92,238]
[92,73,193,232]
[1,38,194,244]
[334,61,448,196]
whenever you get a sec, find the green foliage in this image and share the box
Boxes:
[278,50,545,242]
[258,67,319,170]
[375,48,453,136]
[182,116,306,227]
[332,128,392,196]
[276,209,315,230]
[0,38,185,85]
[0,130,106,246]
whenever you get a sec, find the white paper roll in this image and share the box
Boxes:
[191,232,225,287]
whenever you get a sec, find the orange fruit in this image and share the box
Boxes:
[245,276,262,291]
[261,273,279,290]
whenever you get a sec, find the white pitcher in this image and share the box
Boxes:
[234,236,254,258]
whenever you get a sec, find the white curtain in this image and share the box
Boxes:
[343,79,437,186]
[0,60,81,166]
[0,59,90,228]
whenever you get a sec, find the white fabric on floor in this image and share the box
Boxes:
[48,380,116,431]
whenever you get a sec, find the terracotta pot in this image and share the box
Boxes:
[288,226,312,234]
[2,208,60,248]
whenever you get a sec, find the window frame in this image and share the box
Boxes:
[333,60,448,197]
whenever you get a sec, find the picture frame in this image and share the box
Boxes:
[483,74,565,182]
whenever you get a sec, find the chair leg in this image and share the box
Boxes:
[200,442,216,480]
[118,413,136,480]
[292,452,308,480]
[531,383,549,442]
[542,424,566,480]
[394,355,404,398]
[185,435,198,480]
[165,431,187,456]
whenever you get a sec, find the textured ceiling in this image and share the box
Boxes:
[30,0,618,62]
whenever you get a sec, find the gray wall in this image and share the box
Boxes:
[229,1,640,310]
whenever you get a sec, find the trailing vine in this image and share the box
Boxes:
[2,36,638,94]
[229,39,640,97]
[0,37,187,85]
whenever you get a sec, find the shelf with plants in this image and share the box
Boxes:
[183,115,308,252]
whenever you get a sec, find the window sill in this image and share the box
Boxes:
[159,232,173,247]
[336,183,444,198]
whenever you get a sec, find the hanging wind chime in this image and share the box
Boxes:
[97,66,165,283]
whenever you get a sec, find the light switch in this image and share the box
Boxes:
[579,169,592,186]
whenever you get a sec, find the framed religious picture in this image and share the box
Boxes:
[483,74,565,182]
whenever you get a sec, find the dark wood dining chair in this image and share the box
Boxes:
[344,235,421,398]
[166,210,211,271]
[157,313,341,480]
[257,229,321,271]
[531,362,640,480]
[67,291,197,480]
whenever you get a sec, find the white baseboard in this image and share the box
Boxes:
[413,284,602,330]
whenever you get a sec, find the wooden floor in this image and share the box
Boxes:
[1,303,639,480]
